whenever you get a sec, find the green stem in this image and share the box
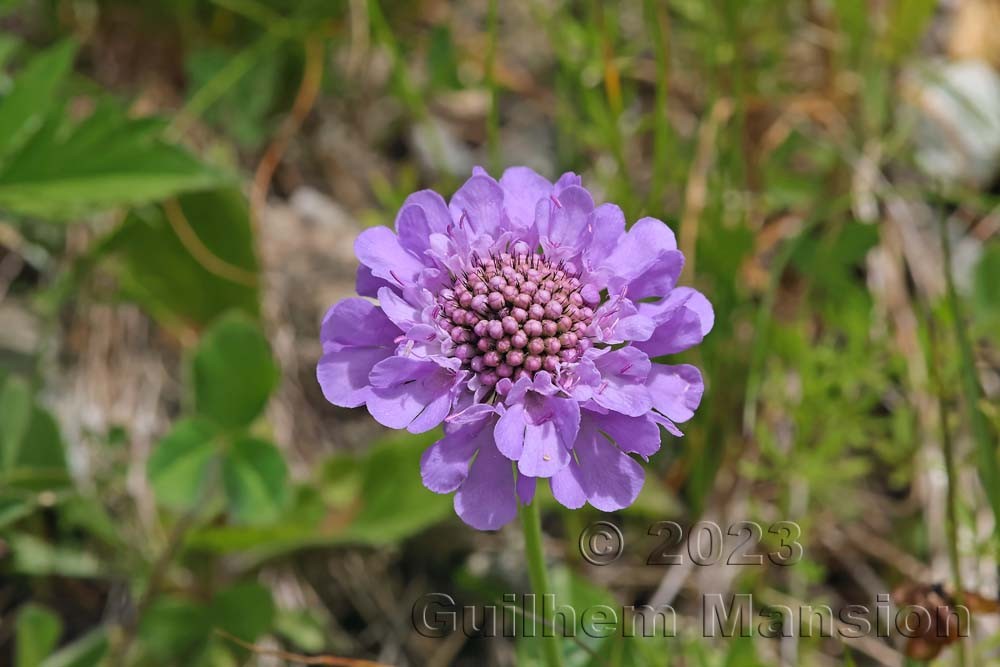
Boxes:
[939,216,1000,594]
[484,0,500,173]
[520,500,563,667]
[926,311,967,667]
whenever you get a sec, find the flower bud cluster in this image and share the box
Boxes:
[436,251,597,387]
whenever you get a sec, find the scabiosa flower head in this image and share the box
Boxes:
[318,167,713,530]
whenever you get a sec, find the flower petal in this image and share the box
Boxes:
[582,203,626,273]
[518,419,572,477]
[499,166,552,230]
[367,359,458,433]
[550,462,587,509]
[575,421,645,512]
[517,473,537,505]
[494,403,526,460]
[420,421,486,493]
[320,298,399,349]
[316,346,390,408]
[647,363,704,423]
[554,171,582,191]
[591,410,662,459]
[449,174,505,236]
[356,264,392,298]
[592,347,654,417]
[634,288,713,357]
[377,286,422,331]
[354,226,428,287]
[454,439,517,530]
[601,217,678,287]
[396,204,433,256]
[642,312,703,357]
[626,250,684,301]
[398,190,452,234]
[540,185,595,256]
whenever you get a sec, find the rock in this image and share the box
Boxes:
[903,59,1000,188]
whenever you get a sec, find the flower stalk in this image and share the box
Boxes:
[520,499,564,667]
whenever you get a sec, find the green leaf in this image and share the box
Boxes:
[0,0,28,18]
[0,34,21,70]
[0,374,32,470]
[8,534,102,578]
[517,567,618,667]
[193,314,277,429]
[342,430,452,545]
[273,608,328,653]
[0,494,35,529]
[886,0,936,61]
[973,243,1000,331]
[184,485,326,555]
[139,597,212,661]
[0,378,68,491]
[140,585,275,664]
[16,604,62,667]
[221,436,288,524]
[209,582,275,649]
[724,634,764,667]
[108,189,260,328]
[0,41,76,161]
[147,419,219,511]
[14,407,67,475]
[185,47,281,147]
[0,101,227,219]
[193,638,239,667]
[38,628,107,667]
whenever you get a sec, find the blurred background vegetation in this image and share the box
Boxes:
[1,0,999,665]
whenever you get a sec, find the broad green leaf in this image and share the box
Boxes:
[108,189,259,328]
[147,419,219,511]
[139,597,212,661]
[342,430,452,545]
[184,485,326,555]
[140,585,274,664]
[14,407,67,474]
[0,379,69,491]
[16,604,62,667]
[221,436,288,524]
[0,41,76,161]
[186,432,451,552]
[193,638,239,667]
[209,582,275,649]
[193,314,277,429]
[38,628,107,667]
[0,101,226,219]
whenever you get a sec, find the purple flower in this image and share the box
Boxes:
[318,167,713,530]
